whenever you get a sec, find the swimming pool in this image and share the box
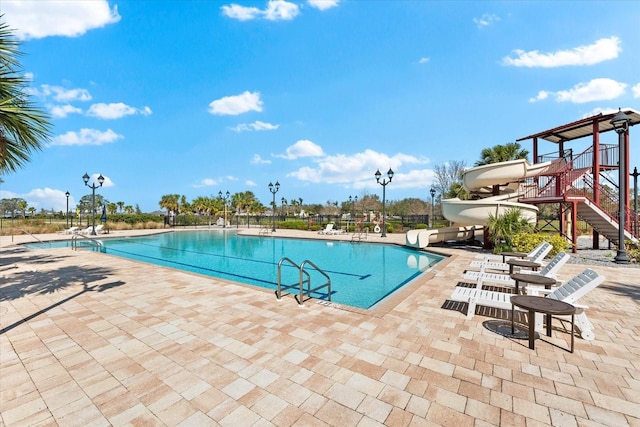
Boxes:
[35,231,444,309]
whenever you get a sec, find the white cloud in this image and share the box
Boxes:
[580,107,619,118]
[418,57,430,64]
[50,128,123,146]
[251,154,272,164]
[193,178,218,188]
[245,180,257,187]
[307,0,340,11]
[221,1,299,21]
[265,0,299,20]
[528,90,549,103]
[220,4,262,21]
[555,78,626,103]
[2,0,121,40]
[50,104,83,118]
[276,140,324,159]
[22,188,74,211]
[87,103,153,119]
[473,13,500,29]
[633,83,640,98]
[230,120,279,132]
[287,148,430,188]
[530,79,627,104]
[208,91,263,115]
[31,85,92,102]
[503,36,621,68]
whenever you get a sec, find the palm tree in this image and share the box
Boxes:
[475,142,529,166]
[159,194,180,224]
[0,17,52,174]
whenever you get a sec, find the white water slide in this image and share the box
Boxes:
[406,159,551,249]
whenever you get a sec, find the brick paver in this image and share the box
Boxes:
[1,229,638,425]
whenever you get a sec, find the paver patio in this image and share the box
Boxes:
[1,229,638,426]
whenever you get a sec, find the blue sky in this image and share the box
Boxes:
[1,0,639,213]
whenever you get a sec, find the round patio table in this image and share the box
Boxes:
[498,251,528,263]
[509,273,556,294]
[510,295,576,352]
[506,259,541,274]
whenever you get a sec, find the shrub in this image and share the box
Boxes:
[511,233,570,257]
[487,208,534,251]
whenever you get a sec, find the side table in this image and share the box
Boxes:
[509,273,556,294]
[511,295,576,352]
[506,259,541,274]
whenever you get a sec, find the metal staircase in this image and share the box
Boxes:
[521,144,639,244]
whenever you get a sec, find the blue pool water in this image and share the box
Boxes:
[33,231,444,309]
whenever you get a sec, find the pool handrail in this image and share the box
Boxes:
[71,234,104,250]
[11,228,44,245]
[276,257,331,306]
[299,260,331,306]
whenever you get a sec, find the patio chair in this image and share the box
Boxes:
[59,226,79,235]
[449,268,605,340]
[318,223,335,235]
[463,252,570,289]
[473,240,550,261]
[468,241,552,273]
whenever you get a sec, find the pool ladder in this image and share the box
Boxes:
[276,257,331,306]
[71,234,103,250]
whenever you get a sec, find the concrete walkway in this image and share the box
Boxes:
[1,229,639,426]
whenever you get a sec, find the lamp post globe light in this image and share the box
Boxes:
[375,168,394,237]
[268,181,280,232]
[83,172,104,236]
[611,109,631,264]
[65,191,70,228]
[219,190,230,228]
[430,187,436,229]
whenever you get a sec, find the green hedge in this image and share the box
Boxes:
[510,233,570,258]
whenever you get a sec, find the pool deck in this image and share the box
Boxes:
[1,228,639,426]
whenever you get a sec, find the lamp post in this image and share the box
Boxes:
[348,195,358,230]
[349,195,358,218]
[632,166,639,236]
[83,172,104,235]
[218,190,230,228]
[281,197,287,219]
[65,191,70,228]
[375,168,394,237]
[611,109,631,264]
[430,187,436,228]
[268,181,280,232]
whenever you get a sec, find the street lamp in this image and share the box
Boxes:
[83,172,104,235]
[631,166,639,236]
[611,109,631,264]
[349,195,358,218]
[218,190,230,228]
[65,191,70,228]
[375,168,394,237]
[268,181,280,232]
[430,187,436,228]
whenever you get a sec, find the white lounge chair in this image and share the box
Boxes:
[79,224,104,235]
[59,226,79,235]
[318,223,335,235]
[450,268,605,340]
[473,241,550,261]
[468,241,552,273]
[463,252,570,289]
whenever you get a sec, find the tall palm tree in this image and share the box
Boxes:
[159,194,180,216]
[0,17,52,174]
[475,142,529,166]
